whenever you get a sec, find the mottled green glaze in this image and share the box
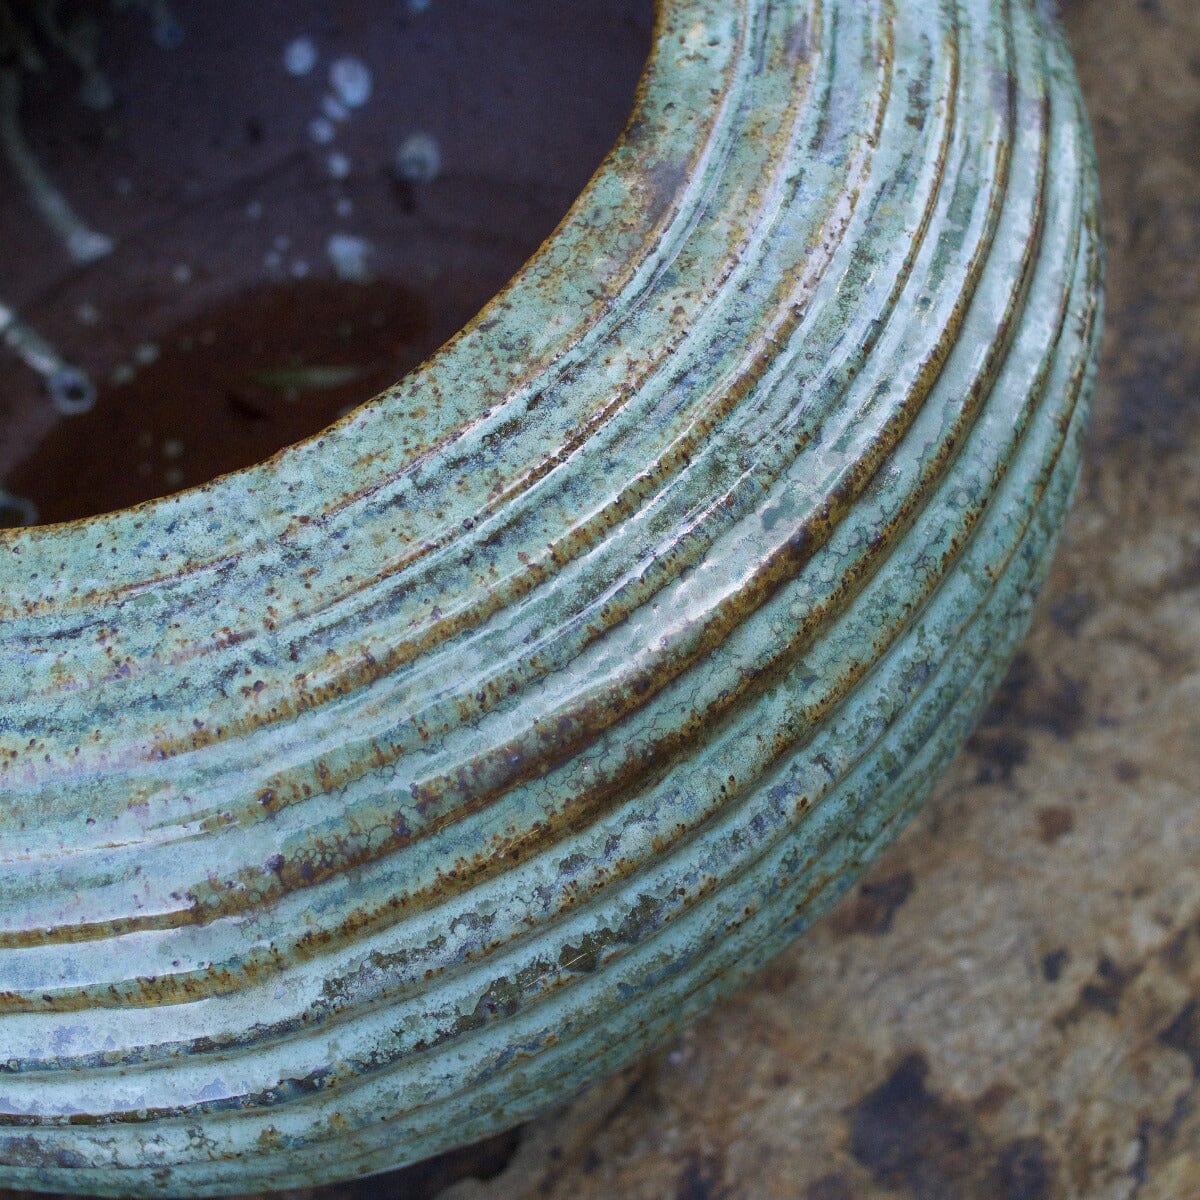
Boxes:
[0,0,1102,1193]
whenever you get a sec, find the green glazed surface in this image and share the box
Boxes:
[0,0,1103,1192]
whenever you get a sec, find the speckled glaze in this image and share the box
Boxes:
[0,0,1102,1193]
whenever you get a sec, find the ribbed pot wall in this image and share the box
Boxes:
[0,0,1103,1193]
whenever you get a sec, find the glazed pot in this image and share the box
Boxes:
[0,0,1102,1194]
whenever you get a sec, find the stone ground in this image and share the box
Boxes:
[4,0,1199,1197]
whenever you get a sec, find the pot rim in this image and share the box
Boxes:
[0,1,672,549]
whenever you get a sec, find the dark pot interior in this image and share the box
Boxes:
[0,0,652,528]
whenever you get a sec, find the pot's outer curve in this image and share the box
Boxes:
[0,0,1103,1193]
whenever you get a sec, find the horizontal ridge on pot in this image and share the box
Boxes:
[0,0,1102,1193]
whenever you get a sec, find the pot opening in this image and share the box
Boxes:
[0,0,653,525]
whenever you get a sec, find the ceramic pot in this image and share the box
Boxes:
[0,0,1102,1193]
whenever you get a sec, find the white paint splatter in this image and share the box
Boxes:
[1,66,113,263]
[67,228,114,262]
[321,94,349,123]
[1,300,97,412]
[329,57,372,108]
[326,151,351,180]
[149,5,185,50]
[48,366,97,415]
[29,5,114,110]
[283,36,318,76]
[394,132,441,183]
[326,233,373,282]
[308,116,336,145]
[79,73,114,111]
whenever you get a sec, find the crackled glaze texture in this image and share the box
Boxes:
[0,0,1102,1193]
